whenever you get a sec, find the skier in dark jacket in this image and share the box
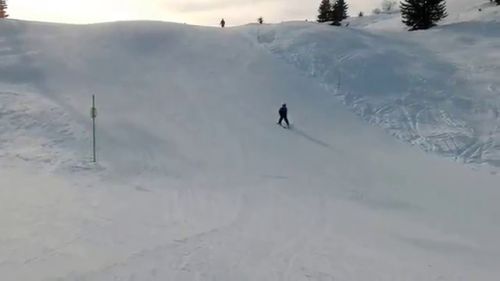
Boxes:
[278,104,290,128]
[220,18,226,28]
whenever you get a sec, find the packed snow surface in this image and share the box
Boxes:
[1,1,500,280]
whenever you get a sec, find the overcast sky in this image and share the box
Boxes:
[9,0,381,26]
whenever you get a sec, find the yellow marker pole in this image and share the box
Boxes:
[91,95,97,163]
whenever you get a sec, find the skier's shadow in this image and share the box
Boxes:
[290,126,333,149]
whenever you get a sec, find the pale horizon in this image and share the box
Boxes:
[9,0,380,26]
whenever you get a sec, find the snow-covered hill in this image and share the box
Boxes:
[1,1,500,280]
[323,1,500,169]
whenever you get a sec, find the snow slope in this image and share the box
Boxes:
[321,1,500,169]
[1,5,500,280]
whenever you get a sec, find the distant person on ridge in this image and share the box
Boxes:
[220,18,226,28]
[278,104,290,128]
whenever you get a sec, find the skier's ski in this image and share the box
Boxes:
[277,123,291,129]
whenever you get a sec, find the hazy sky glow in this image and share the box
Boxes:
[10,0,380,26]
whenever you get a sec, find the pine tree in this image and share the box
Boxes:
[317,0,332,23]
[400,0,447,30]
[331,0,348,26]
[495,0,500,5]
[0,0,8,19]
